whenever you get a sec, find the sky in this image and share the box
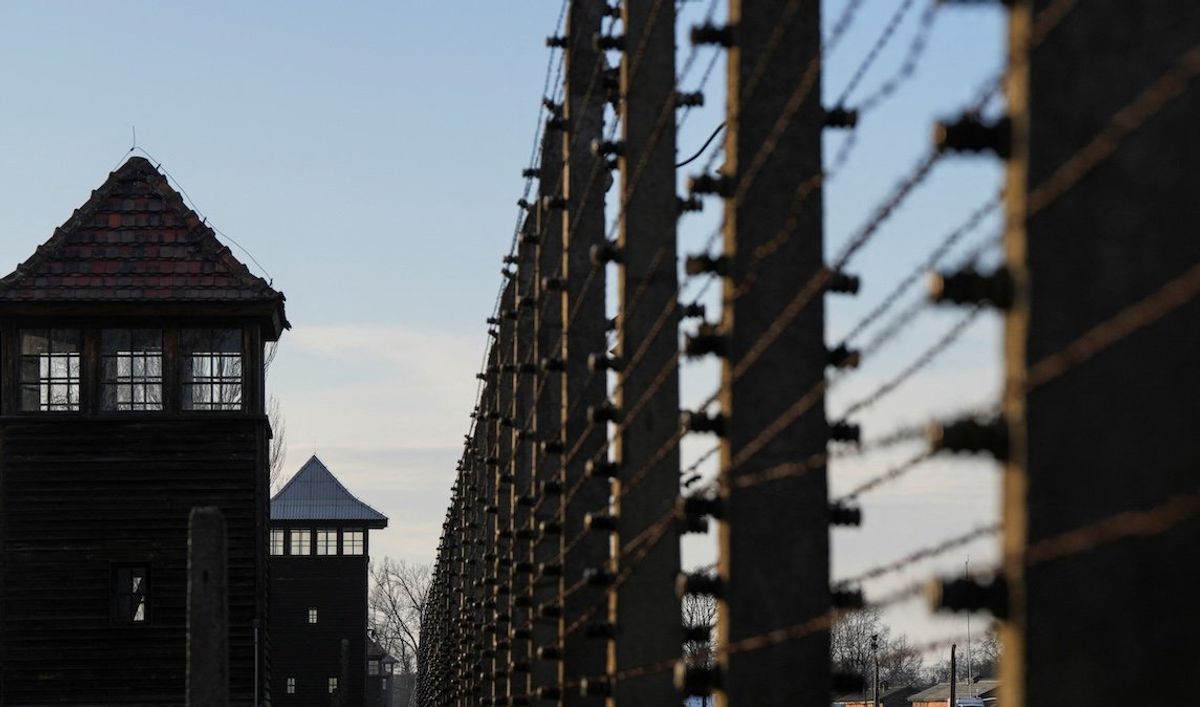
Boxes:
[0,1,1009,651]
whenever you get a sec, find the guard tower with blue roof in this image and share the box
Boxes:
[269,455,388,705]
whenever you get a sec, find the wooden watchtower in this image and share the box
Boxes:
[269,455,388,705]
[0,156,287,704]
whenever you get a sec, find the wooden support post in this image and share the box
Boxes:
[718,1,830,705]
[187,506,229,707]
[495,280,517,704]
[1002,3,1200,706]
[470,413,491,707]
[560,0,610,700]
[512,213,538,701]
[481,344,500,706]
[609,0,682,704]
[533,131,567,704]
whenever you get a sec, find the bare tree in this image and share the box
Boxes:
[267,394,287,492]
[264,341,287,492]
[370,558,431,674]
[682,593,716,668]
[831,607,925,691]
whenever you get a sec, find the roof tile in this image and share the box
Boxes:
[0,156,286,311]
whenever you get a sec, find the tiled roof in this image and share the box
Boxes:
[0,156,286,312]
[270,455,388,526]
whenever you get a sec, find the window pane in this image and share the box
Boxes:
[290,529,311,555]
[20,330,81,412]
[316,529,337,556]
[101,329,164,412]
[20,331,48,355]
[112,565,150,625]
[270,529,286,556]
[342,530,364,555]
[181,329,243,411]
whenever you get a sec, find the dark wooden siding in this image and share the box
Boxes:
[0,417,268,705]
[269,551,368,706]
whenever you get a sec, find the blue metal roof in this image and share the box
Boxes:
[270,455,388,526]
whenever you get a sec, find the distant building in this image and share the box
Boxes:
[367,636,400,707]
[908,679,1000,706]
[0,156,287,704]
[269,456,388,704]
[834,685,921,706]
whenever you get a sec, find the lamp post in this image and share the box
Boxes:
[871,633,880,707]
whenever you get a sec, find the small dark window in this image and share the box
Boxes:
[20,329,81,411]
[101,329,163,411]
[111,565,149,624]
[369,659,380,676]
[181,329,242,411]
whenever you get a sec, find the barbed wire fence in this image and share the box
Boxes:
[415,1,1200,706]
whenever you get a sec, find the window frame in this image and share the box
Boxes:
[270,528,286,556]
[315,528,338,556]
[18,328,83,413]
[110,563,151,626]
[290,528,312,556]
[328,677,338,694]
[369,659,380,676]
[308,607,319,624]
[180,327,244,412]
[99,328,164,412]
[341,528,365,556]
[286,677,296,694]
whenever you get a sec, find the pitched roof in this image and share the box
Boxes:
[834,685,920,702]
[270,455,388,526]
[0,156,287,317]
[908,680,999,701]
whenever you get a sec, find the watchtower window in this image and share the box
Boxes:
[290,528,311,555]
[315,529,337,555]
[181,328,242,411]
[369,659,380,676]
[342,529,364,555]
[111,565,149,624]
[286,677,296,694]
[20,329,81,411]
[328,677,338,694]
[308,608,319,624]
[270,529,285,556]
[101,329,163,411]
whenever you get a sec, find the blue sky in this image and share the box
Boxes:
[0,0,1010,647]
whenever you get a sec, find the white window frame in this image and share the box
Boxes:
[308,607,318,624]
[315,529,337,556]
[290,528,311,556]
[342,528,364,555]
